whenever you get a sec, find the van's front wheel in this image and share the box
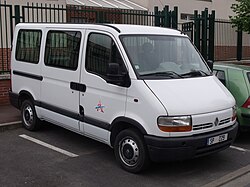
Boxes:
[114,129,150,173]
[21,100,40,131]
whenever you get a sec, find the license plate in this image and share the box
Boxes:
[207,133,228,146]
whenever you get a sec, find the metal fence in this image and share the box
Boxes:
[19,3,157,25]
[182,9,215,62]
[0,2,178,74]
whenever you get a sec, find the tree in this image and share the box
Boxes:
[230,0,250,33]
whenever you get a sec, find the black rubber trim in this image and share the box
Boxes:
[84,116,110,131]
[35,101,81,121]
[34,101,110,131]
[144,123,238,162]
[9,91,19,109]
[13,70,43,81]
[96,24,121,33]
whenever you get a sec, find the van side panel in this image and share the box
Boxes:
[11,27,43,114]
[40,29,84,131]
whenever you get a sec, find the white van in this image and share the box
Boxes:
[9,23,238,173]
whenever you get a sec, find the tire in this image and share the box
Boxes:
[21,100,41,131]
[114,128,150,173]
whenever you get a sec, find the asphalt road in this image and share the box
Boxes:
[1,123,250,187]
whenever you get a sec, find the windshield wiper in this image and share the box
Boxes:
[141,71,183,79]
[181,70,210,77]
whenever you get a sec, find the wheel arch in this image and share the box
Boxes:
[110,117,147,147]
[18,90,35,108]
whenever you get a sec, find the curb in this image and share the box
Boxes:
[0,121,22,132]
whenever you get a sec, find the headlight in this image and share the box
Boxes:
[157,116,192,132]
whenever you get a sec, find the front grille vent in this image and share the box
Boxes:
[193,118,231,131]
[193,123,213,130]
[219,118,230,126]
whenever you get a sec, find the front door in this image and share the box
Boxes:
[80,31,128,143]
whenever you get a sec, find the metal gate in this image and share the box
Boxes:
[182,8,215,62]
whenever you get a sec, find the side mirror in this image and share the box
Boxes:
[107,63,130,87]
[207,60,214,71]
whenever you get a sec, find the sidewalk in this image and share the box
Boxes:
[0,104,22,131]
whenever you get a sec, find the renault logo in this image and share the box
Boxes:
[214,118,219,126]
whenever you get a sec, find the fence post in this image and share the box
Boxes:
[194,8,215,61]
[237,29,243,61]
[208,10,215,61]
[14,5,21,25]
[172,6,178,29]
[194,10,200,51]
[163,5,169,27]
[154,6,160,26]
[201,8,208,61]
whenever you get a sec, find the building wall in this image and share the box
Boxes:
[0,75,11,106]
[136,0,236,22]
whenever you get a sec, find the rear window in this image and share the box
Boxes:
[15,29,42,63]
[44,30,81,70]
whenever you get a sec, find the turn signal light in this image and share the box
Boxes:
[158,125,192,132]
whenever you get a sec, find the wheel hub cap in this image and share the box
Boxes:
[23,105,34,127]
[119,138,139,167]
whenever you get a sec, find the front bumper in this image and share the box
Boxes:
[144,122,238,162]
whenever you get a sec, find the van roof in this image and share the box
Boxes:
[16,23,185,36]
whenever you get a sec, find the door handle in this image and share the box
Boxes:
[70,82,86,92]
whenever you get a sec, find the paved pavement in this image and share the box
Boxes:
[0,104,21,131]
[1,103,250,185]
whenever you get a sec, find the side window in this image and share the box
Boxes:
[15,29,42,63]
[86,33,125,79]
[215,70,226,86]
[45,31,81,70]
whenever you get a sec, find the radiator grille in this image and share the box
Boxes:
[193,118,231,131]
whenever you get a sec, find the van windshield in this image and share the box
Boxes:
[120,35,211,79]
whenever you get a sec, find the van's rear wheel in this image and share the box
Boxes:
[21,100,41,131]
[114,129,150,173]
